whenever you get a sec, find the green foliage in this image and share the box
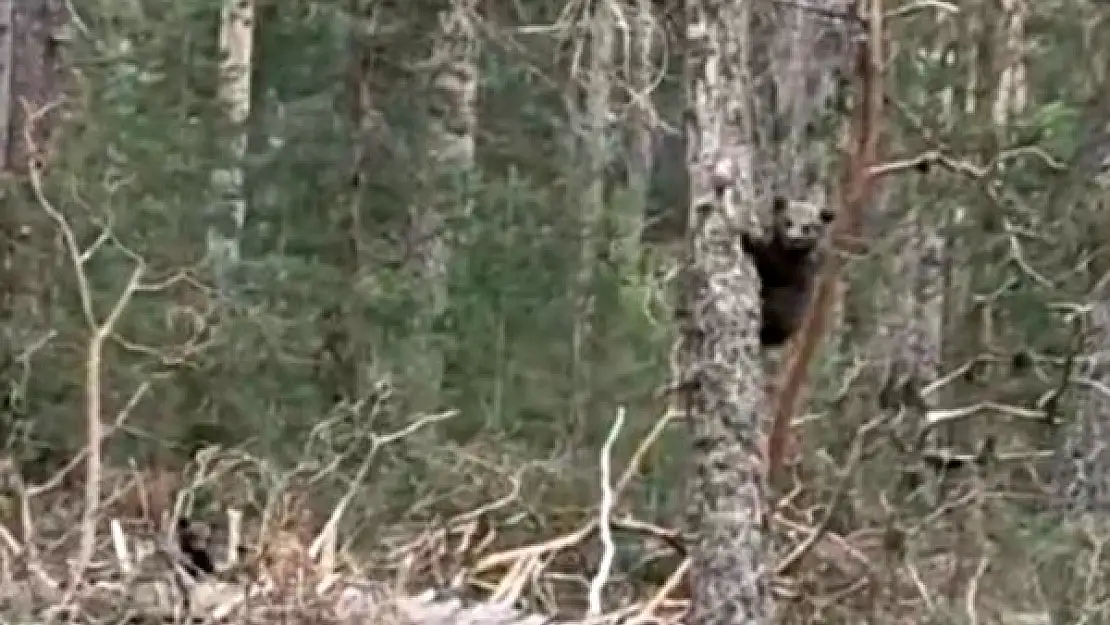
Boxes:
[2,0,686,528]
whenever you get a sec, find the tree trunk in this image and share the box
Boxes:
[208,0,255,274]
[619,0,657,267]
[409,0,478,405]
[567,0,615,436]
[676,0,773,623]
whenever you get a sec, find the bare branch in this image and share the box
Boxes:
[588,406,624,616]
[884,0,959,19]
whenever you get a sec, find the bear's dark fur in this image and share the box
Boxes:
[741,195,836,347]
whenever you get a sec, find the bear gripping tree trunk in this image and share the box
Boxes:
[673,0,773,624]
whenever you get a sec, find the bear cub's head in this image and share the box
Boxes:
[770,195,836,254]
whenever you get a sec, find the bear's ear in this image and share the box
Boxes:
[772,195,788,214]
[819,208,836,224]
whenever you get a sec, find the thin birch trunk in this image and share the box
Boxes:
[992,0,1027,126]
[208,0,254,271]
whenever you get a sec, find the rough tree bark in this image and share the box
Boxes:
[674,0,773,623]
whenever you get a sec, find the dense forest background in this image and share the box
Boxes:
[3,0,1110,623]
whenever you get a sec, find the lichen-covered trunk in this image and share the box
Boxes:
[208,0,254,272]
[675,0,772,623]
[410,0,478,403]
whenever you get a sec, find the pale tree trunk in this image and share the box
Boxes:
[676,0,772,623]
[992,0,1027,126]
[409,0,478,404]
[870,9,953,395]
[1051,1,1110,523]
[208,0,255,274]
[567,1,615,435]
[618,0,657,266]
[961,7,982,118]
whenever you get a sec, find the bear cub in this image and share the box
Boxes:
[740,195,836,347]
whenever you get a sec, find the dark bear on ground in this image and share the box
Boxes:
[741,195,836,347]
[177,517,215,579]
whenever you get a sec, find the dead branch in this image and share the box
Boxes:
[588,406,624,615]
[776,412,887,575]
[29,162,148,584]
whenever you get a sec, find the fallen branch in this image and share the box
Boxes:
[588,407,625,615]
